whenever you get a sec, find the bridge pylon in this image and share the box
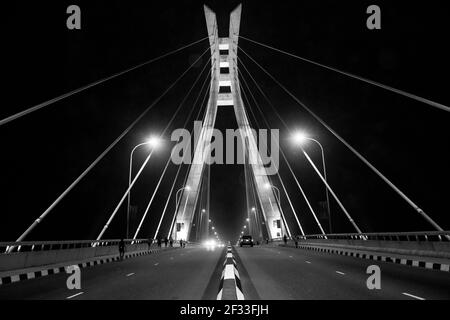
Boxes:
[172,4,287,242]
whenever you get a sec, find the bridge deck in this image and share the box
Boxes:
[0,245,449,300]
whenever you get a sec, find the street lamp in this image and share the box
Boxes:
[292,132,332,233]
[176,185,191,206]
[264,183,281,204]
[264,183,292,238]
[126,136,162,239]
[168,185,191,239]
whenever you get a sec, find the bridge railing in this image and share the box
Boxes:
[0,239,162,273]
[0,239,153,254]
[295,231,450,242]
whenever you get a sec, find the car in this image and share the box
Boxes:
[239,235,254,247]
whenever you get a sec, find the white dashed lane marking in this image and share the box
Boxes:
[335,271,345,275]
[66,292,84,299]
[402,292,425,300]
[305,261,311,264]
[126,273,135,277]
[154,263,159,266]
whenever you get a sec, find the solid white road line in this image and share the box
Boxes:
[335,271,345,275]
[126,273,135,277]
[402,292,425,300]
[66,292,84,299]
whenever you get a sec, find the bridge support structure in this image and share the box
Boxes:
[172,4,287,241]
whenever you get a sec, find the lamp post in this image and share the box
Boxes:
[264,183,291,238]
[126,136,161,239]
[168,186,191,239]
[293,132,332,233]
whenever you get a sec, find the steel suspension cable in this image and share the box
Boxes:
[239,57,358,233]
[239,59,330,234]
[16,45,212,242]
[153,67,212,241]
[239,36,450,113]
[97,55,212,240]
[134,61,213,239]
[239,77,307,236]
[167,66,213,239]
[301,148,362,233]
[239,79,293,237]
[0,37,209,127]
[238,46,444,232]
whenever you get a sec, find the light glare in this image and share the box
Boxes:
[292,132,308,145]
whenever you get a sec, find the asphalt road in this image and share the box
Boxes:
[0,245,449,300]
[234,245,450,300]
[0,246,225,300]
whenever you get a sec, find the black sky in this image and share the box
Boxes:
[1,1,449,242]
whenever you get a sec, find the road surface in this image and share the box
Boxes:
[0,245,449,300]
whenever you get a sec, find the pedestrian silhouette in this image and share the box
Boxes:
[179,239,183,248]
[294,236,299,248]
[157,238,162,248]
[119,239,125,261]
[164,237,168,247]
[169,237,173,247]
[283,234,288,245]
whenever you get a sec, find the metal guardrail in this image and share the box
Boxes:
[295,231,450,242]
[0,239,153,254]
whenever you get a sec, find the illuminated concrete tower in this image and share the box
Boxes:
[173,4,287,241]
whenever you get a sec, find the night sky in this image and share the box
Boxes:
[1,1,449,242]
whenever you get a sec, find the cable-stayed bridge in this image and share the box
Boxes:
[0,4,449,300]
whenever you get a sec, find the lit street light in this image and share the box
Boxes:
[264,182,281,205]
[176,185,191,206]
[292,132,332,233]
[168,185,191,239]
[126,136,162,239]
[264,182,292,238]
